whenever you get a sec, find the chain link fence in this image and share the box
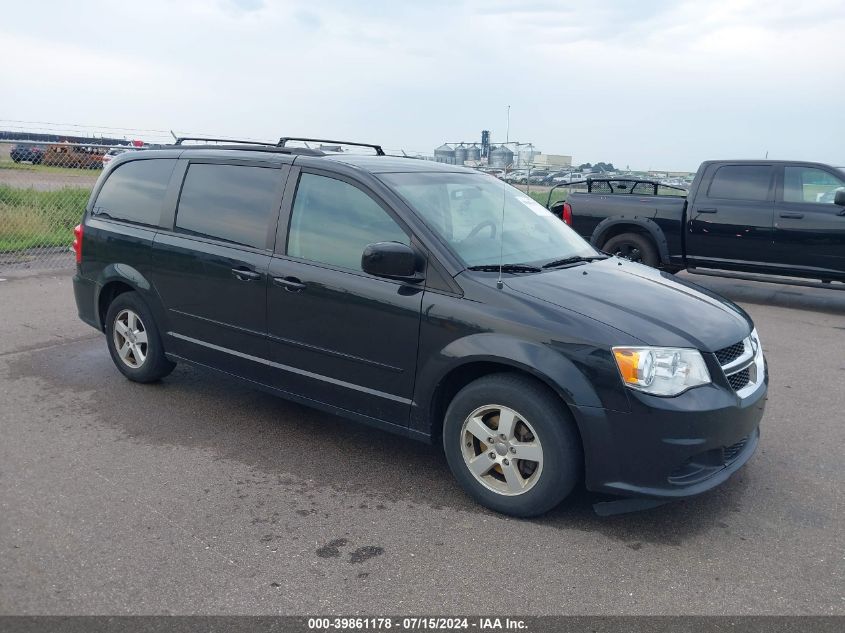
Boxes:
[0,139,106,271]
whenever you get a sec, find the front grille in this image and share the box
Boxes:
[727,367,751,391]
[716,335,759,394]
[723,437,748,462]
[715,341,745,365]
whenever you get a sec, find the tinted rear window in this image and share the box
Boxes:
[175,164,281,249]
[93,159,176,225]
[707,165,772,201]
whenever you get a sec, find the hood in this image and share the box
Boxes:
[504,259,752,351]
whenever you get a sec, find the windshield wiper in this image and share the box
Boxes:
[467,263,542,273]
[541,255,607,269]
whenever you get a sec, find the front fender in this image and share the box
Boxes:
[436,333,604,406]
[412,332,620,441]
[592,216,670,264]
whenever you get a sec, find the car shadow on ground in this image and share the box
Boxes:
[10,341,751,547]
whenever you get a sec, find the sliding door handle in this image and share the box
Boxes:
[231,267,261,281]
[697,208,718,214]
[779,212,804,219]
[273,276,306,292]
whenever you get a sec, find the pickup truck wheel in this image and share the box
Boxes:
[443,373,582,518]
[105,292,175,383]
[603,232,659,268]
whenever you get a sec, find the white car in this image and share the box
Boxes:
[102,148,134,167]
[552,173,584,184]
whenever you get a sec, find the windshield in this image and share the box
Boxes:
[380,172,598,268]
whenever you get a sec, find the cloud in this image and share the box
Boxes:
[0,0,842,169]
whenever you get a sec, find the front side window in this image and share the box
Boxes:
[176,164,281,249]
[93,159,176,226]
[707,165,772,201]
[380,172,597,268]
[783,167,845,204]
[287,173,408,272]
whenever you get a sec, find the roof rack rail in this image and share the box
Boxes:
[277,137,385,156]
[174,136,277,147]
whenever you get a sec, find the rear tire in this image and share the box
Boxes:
[603,232,659,268]
[105,291,175,383]
[442,373,582,518]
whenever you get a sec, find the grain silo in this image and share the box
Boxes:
[454,144,468,165]
[488,145,514,169]
[433,143,455,164]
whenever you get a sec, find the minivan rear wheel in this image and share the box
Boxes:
[105,291,175,383]
[443,373,582,517]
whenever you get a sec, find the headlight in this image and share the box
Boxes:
[612,346,711,396]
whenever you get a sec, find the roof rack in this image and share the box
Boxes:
[174,136,277,147]
[277,137,385,156]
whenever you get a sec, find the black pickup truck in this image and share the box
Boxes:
[548,160,845,285]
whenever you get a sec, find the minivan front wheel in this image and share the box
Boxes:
[443,373,582,517]
[105,292,174,383]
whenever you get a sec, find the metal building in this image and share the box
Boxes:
[481,130,490,158]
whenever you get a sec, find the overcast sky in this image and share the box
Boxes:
[2,0,843,170]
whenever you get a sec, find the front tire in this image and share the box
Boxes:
[443,373,582,517]
[105,291,175,383]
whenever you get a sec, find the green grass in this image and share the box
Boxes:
[527,189,567,207]
[0,185,91,252]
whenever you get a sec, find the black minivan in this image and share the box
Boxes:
[72,138,767,517]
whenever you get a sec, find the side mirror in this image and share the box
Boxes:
[361,242,421,281]
[834,189,845,207]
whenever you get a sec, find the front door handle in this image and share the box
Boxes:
[231,267,261,281]
[779,212,804,219]
[697,208,718,214]
[273,276,306,292]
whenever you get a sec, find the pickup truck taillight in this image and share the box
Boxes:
[561,202,573,226]
[72,224,83,264]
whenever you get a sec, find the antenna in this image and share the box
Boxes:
[496,109,509,290]
[496,177,506,290]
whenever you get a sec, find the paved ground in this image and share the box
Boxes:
[0,269,843,615]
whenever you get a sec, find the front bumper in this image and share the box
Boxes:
[572,366,767,499]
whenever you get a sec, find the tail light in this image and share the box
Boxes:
[72,224,83,264]
[561,202,573,226]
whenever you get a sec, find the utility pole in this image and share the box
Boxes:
[506,105,511,144]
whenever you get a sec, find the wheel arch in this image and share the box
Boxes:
[94,264,160,331]
[591,217,670,265]
[418,335,601,447]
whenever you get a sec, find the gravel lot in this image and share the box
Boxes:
[0,165,99,192]
[0,269,843,615]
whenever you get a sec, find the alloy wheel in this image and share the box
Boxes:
[460,405,544,496]
[112,309,148,368]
